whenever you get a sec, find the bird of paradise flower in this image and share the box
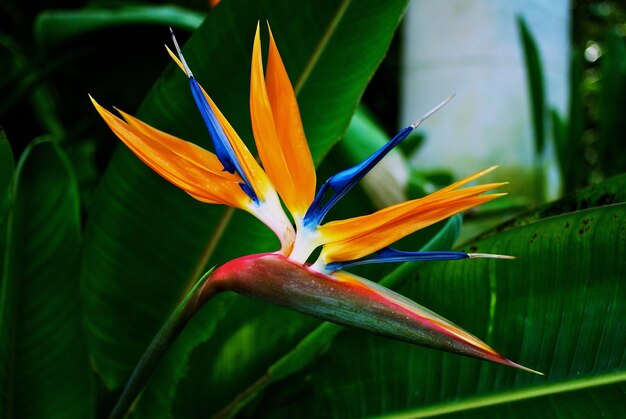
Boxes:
[90,24,540,375]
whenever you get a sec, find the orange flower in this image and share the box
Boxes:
[91,24,539,374]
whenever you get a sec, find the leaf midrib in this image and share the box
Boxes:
[293,0,351,94]
[377,370,626,419]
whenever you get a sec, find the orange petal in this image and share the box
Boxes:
[321,195,502,263]
[250,24,311,218]
[318,169,506,263]
[166,45,186,73]
[439,165,500,193]
[265,25,316,214]
[90,96,249,209]
[116,109,228,178]
[320,183,506,242]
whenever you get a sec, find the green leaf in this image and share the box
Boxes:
[34,6,206,48]
[109,268,216,418]
[338,106,393,164]
[554,50,587,194]
[487,172,626,236]
[0,141,94,418]
[0,129,14,220]
[244,200,626,417]
[130,296,219,419]
[550,108,567,180]
[517,16,546,155]
[80,0,409,414]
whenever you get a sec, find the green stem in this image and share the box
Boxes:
[108,269,218,419]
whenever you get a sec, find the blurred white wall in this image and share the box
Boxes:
[401,0,570,203]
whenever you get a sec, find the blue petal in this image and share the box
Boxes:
[188,78,237,174]
[189,79,259,204]
[303,96,453,227]
[325,248,469,271]
[170,29,258,203]
[303,126,414,226]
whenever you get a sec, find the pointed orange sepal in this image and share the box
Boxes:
[250,24,315,219]
[319,168,507,263]
[90,95,249,209]
[265,24,316,214]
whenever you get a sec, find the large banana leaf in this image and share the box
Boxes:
[80,0,409,412]
[482,172,626,236]
[240,197,626,417]
[0,141,93,418]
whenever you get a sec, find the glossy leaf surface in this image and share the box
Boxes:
[0,141,93,418]
[0,130,14,220]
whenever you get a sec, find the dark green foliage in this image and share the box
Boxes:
[0,141,94,418]
[1,1,625,417]
[521,4,626,194]
[597,29,626,177]
[518,17,546,155]
[0,130,14,220]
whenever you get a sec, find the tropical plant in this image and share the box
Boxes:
[1,1,625,418]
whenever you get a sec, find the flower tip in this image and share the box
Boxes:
[89,95,107,116]
[411,94,455,129]
[468,253,516,260]
[165,45,188,75]
[169,27,193,78]
[265,21,276,42]
[112,107,132,123]
[252,22,262,53]
[89,94,104,110]
[504,359,544,376]
[485,164,501,174]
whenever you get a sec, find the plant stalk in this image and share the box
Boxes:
[108,269,218,419]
